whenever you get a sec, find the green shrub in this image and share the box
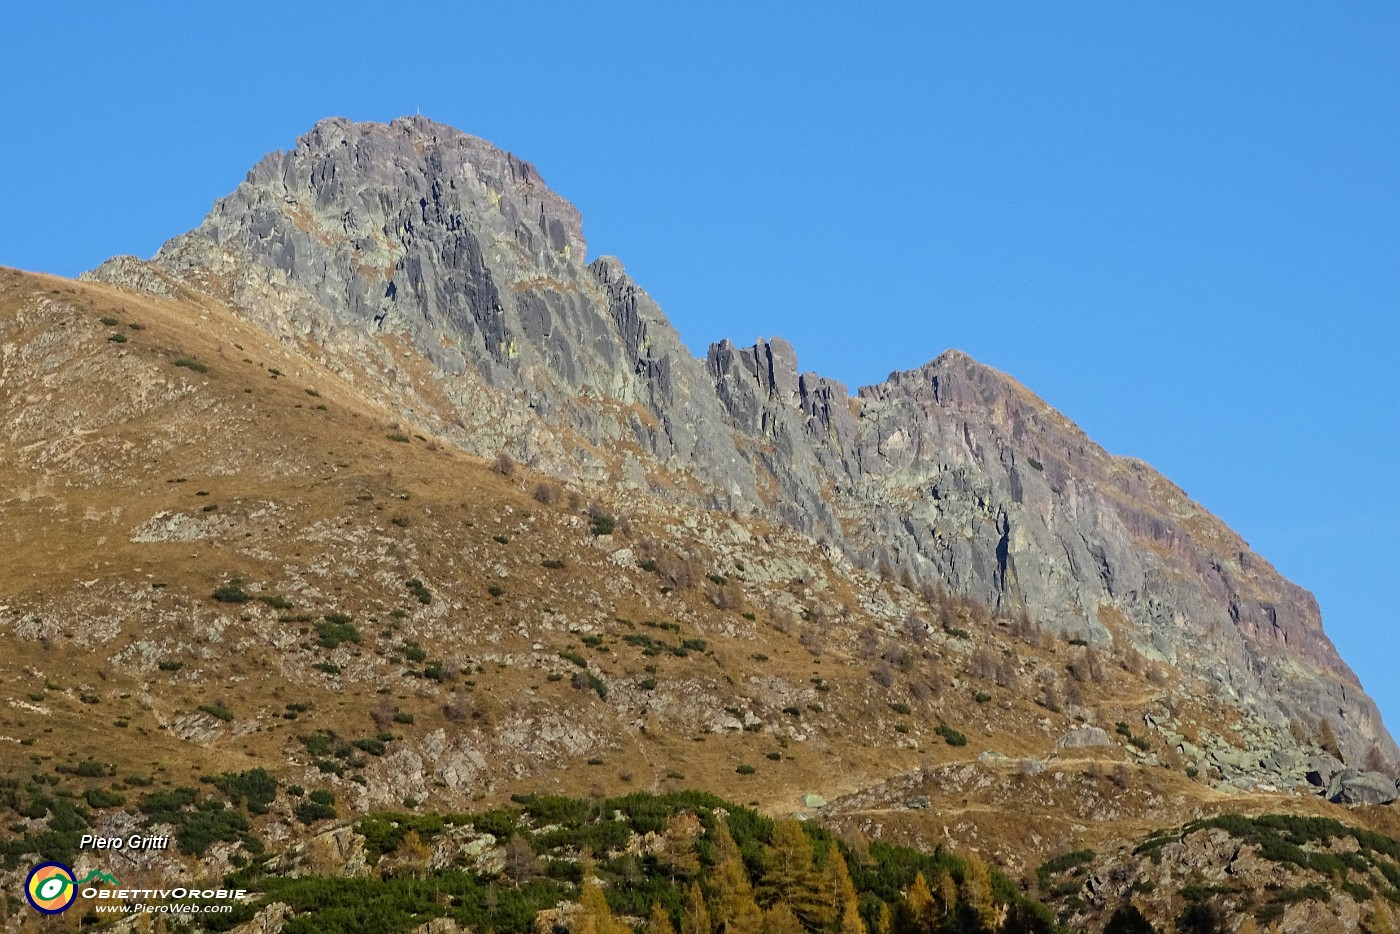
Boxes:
[198,703,235,722]
[935,724,967,746]
[138,787,199,821]
[890,702,912,716]
[387,432,410,443]
[173,358,209,373]
[294,790,336,825]
[100,316,119,326]
[158,659,183,672]
[206,768,278,814]
[541,559,565,569]
[559,649,587,668]
[406,579,432,605]
[974,691,992,703]
[107,332,128,343]
[1037,849,1095,890]
[317,618,361,649]
[299,732,334,756]
[735,765,756,775]
[589,515,616,536]
[352,738,387,757]
[402,642,427,663]
[85,788,126,809]
[259,594,294,610]
[212,581,250,603]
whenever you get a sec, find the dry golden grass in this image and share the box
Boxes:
[0,265,1389,881]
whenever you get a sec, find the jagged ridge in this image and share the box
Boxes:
[85,115,1396,768]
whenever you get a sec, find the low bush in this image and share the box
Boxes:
[935,724,968,746]
[406,579,432,605]
[198,703,235,722]
[212,581,250,604]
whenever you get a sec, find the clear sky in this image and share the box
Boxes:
[4,3,1397,737]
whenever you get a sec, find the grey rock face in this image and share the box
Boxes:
[86,116,1396,769]
[1056,727,1114,751]
[1325,769,1399,806]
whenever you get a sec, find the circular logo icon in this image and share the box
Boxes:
[25,862,77,914]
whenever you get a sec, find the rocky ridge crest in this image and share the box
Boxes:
[86,115,1395,769]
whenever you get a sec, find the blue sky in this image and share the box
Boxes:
[4,3,1397,737]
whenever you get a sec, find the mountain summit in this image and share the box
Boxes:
[87,116,1393,770]
[1,114,1392,931]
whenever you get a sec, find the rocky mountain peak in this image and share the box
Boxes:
[82,117,1397,771]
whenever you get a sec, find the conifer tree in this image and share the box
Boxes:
[661,815,702,881]
[646,901,678,934]
[761,902,806,934]
[576,875,626,934]
[905,872,937,933]
[825,848,864,933]
[876,901,893,934]
[958,853,998,932]
[763,820,829,928]
[397,829,431,879]
[933,868,958,919]
[710,817,762,933]
[840,898,868,934]
[681,882,712,934]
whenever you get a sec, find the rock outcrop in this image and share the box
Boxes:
[1326,769,1400,806]
[86,115,1396,769]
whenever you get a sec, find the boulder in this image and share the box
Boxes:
[1326,769,1399,805]
[1055,726,1112,751]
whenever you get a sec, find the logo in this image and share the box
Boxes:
[25,862,77,914]
[77,869,122,887]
